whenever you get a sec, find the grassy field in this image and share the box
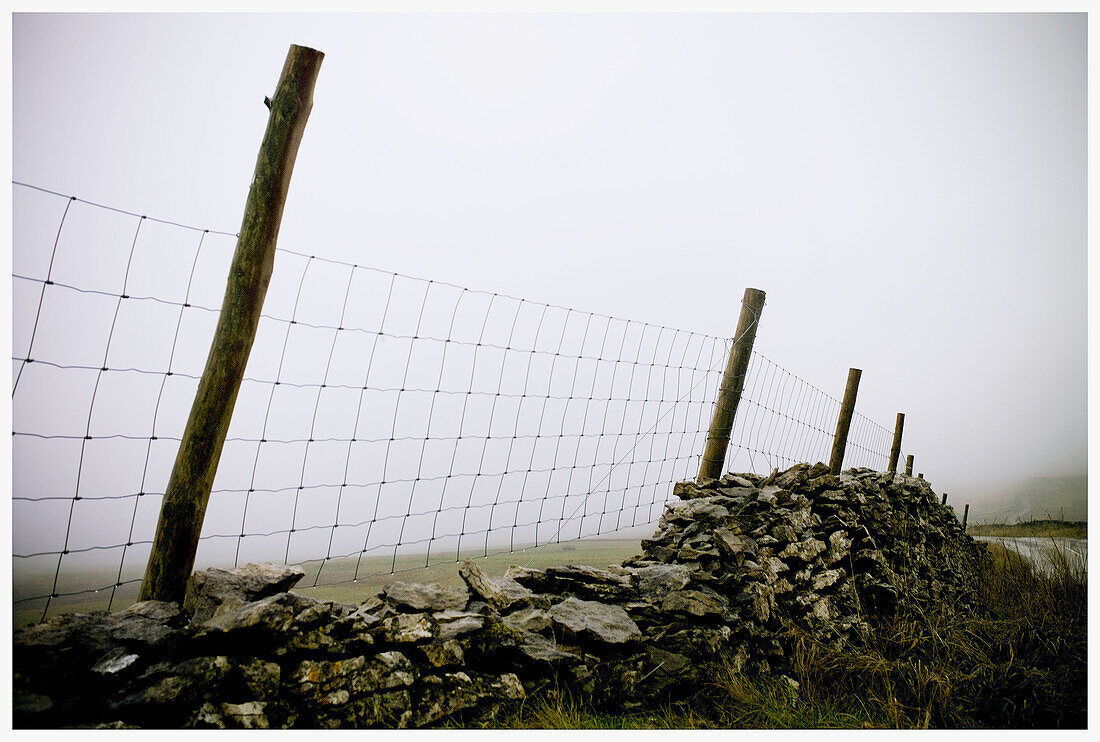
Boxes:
[967,519,1087,538]
[13,538,645,628]
[464,540,1088,729]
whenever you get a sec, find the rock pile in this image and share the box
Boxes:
[13,464,986,729]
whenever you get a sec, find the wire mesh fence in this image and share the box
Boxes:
[12,181,900,621]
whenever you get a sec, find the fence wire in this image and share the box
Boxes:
[12,182,900,621]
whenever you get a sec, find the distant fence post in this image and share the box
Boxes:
[941,492,948,505]
[905,455,914,476]
[887,412,905,473]
[139,44,324,604]
[918,473,923,480]
[828,368,862,475]
[697,288,766,481]
[962,504,970,529]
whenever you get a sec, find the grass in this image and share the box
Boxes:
[967,519,1087,538]
[473,540,1087,729]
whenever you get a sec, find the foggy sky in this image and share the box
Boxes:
[11,13,1088,565]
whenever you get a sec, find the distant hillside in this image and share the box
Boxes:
[971,475,1087,524]
[968,520,1087,538]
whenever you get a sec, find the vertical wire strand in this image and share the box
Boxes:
[301,263,357,583]
[237,255,314,567]
[454,295,525,561]
[421,289,467,567]
[44,215,144,620]
[110,229,208,609]
[347,272,399,581]
[385,280,435,573]
[13,196,74,397]
[551,314,614,540]
[615,325,670,532]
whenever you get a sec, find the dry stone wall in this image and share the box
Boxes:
[14,463,986,729]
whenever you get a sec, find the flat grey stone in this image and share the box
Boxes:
[433,610,488,641]
[549,597,642,644]
[413,671,524,727]
[660,589,728,618]
[714,528,757,559]
[503,606,552,634]
[811,569,844,592]
[199,593,308,635]
[92,648,140,675]
[778,538,827,562]
[184,563,305,624]
[512,629,582,663]
[664,498,731,523]
[383,581,468,612]
[626,563,694,598]
[376,612,437,644]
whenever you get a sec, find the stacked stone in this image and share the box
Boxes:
[13,463,986,729]
[14,566,528,729]
[625,462,985,669]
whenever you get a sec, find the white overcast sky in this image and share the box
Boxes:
[9,10,1089,516]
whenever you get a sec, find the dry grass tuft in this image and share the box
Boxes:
[479,539,1086,729]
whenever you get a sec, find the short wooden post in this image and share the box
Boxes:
[962,504,970,529]
[140,45,324,603]
[698,288,766,481]
[828,368,862,475]
[941,492,948,505]
[905,455,914,476]
[887,412,905,473]
[917,473,923,480]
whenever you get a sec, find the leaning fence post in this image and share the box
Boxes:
[962,504,970,530]
[697,287,766,481]
[941,492,948,505]
[139,44,324,603]
[828,368,862,475]
[905,455,914,477]
[887,412,905,473]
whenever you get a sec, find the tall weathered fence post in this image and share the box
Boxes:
[140,44,324,603]
[888,412,905,473]
[962,504,970,530]
[905,455,914,477]
[941,492,948,505]
[828,368,862,475]
[698,288,766,481]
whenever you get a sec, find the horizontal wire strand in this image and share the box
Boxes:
[12,181,902,615]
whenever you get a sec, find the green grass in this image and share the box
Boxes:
[470,540,1088,730]
[967,519,1087,538]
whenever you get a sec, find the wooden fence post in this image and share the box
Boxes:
[697,288,766,481]
[962,504,970,530]
[941,492,948,505]
[887,412,905,473]
[917,473,923,480]
[905,455,914,477]
[828,368,862,475]
[140,44,324,603]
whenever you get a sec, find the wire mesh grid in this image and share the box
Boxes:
[12,182,899,621]
[721,352,895,475]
